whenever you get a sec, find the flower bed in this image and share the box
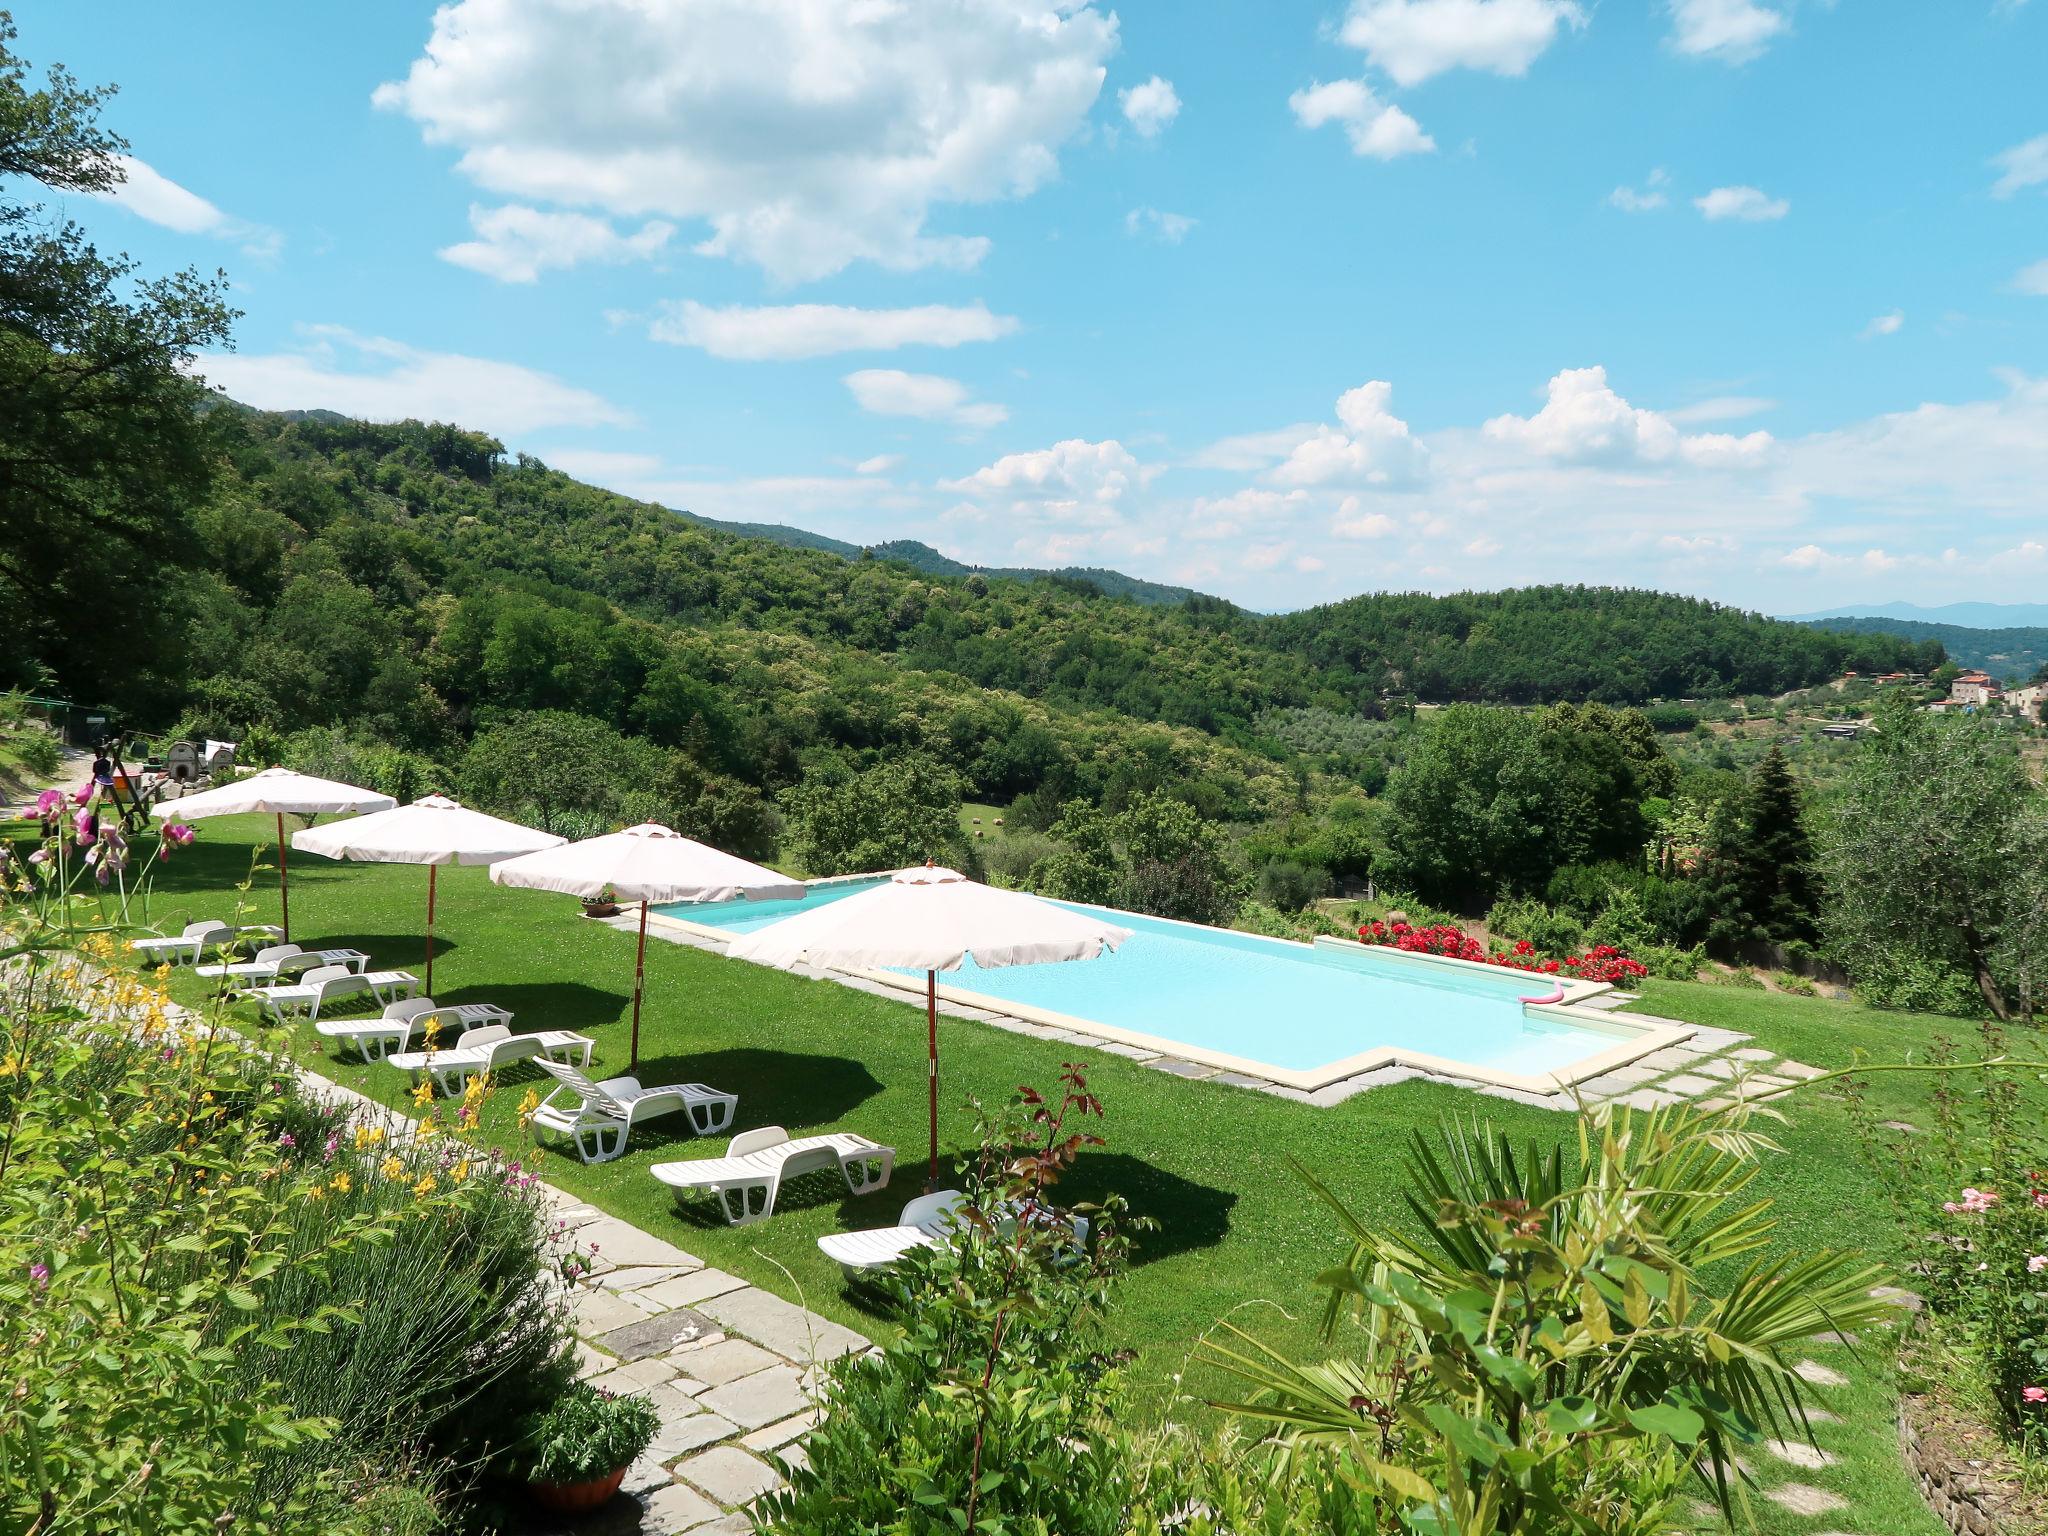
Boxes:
[1355,919,1649,985]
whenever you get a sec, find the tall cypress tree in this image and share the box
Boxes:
[1735,745,1818,944]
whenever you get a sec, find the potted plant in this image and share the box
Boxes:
[515,1382,662,1515]
[581,885,621,919]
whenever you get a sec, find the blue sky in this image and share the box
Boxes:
[33,0,2048,613]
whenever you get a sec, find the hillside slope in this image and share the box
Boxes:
[1798,616,2048,680]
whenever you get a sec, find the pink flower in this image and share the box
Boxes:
[163,822,195,847]
[28,1262,48,1289]
[2030,1255,2048,1274]
[2025,1386,2048,1405]
[2035,1191,2048,1210]
[1943,1188,1999,1214]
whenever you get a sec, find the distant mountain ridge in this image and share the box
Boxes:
[670,512,1205,607]
[1787,600,2048,629]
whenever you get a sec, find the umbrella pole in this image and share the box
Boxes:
[926,969,939,1191]
[425,864,437,993]
[275,812,291,944]
[630,900,649,1071]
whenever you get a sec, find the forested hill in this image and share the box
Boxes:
[1262,587,1944,703]
[1798,615,2048,682]
[88,412,1929,740]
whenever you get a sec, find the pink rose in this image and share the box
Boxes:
[2025,1386,2048,1405]
[2030,1255,2048,1275]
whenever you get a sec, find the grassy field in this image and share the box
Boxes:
[98,812,2019,1534]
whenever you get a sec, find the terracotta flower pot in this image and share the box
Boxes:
[529,1465,628,1515]
[581,899,622,919]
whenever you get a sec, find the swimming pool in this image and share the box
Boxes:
[653,876,1688,1094]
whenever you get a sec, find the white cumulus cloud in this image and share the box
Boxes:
[196,327,633,439]
[1339,0,1586,87]
[91,155,282,260]
[374,0,1120,283]
[439,204,673,282]
[1270,381,1430,487]
[1609,168,1670,212]
[1861,310,1905,339]
[1483,365,1774,467]
[844,370,1006,430]
[943,439,1139,519]
[1124,206,1196,243]
[1666,0,1787,63]
[1289,79,1435,160]
[1695,184,1789,221]
[1119,76,1181,137]
[1990,133,2048,198]
[2014,259,2048,296]
[647,300,1019,360]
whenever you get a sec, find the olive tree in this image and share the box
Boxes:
[1814,699,2046,1019]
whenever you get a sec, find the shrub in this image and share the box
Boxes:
[979,827,1057,888]
[6,725,61,778]
[511,1383,661,1484]
[0,903,577,1531]
[1844,1028,2048,1441]
[1486,895,1586,955]
[761,1068,1137,1535]
[1257,856,1331,912]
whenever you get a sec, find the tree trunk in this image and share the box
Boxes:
[1958,917,2012,1022]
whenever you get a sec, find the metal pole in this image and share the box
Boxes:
[276,812,291,943]
[927,969,940,1191]
[425,863,437,993]
[630,899,650,1069]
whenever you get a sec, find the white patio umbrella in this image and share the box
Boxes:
[291,795,563,991]
[150,766,396,942]
[489,823,803,1068]
[726,865,1132,1188]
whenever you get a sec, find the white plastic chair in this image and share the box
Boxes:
[385,1022,594,1097]
[649,1125,894,1226]
[816,1193,1091,1273]
[130,921,230,965]
[246,963,420,1023]
[527,1058,738,1163]
[315,997,512,1063]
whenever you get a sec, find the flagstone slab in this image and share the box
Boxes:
[697,1284,871,1362]
[572,1287,651,1336]
[741,1410,816,1452]
[699,1363,815,1430]
[1660,1072,1720,1096]
[572,1215,700,1269]
[596,1308,719,1362]
[643,1483,724,1533]
[639,1268,750,1309]
[1793,1359,1848,1387]
[671,1337,782,1386]
[1763,1483,1848,1515]
[648,1409,739,1461]
[675,1445,785,1506]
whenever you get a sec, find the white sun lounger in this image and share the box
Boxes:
[528,1058,738,1164]
[315,997,514,1063]
[816,1193,1091,1273]
[196,944,368,984]
[385,1022,595,1097]
[132,921,286,965]
[650,1125,895,1227]
[817,1190,968,1272]
[246,962,421,1023]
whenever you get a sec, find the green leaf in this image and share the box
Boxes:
[1627,1401,1705,1445]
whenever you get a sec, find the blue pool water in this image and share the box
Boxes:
[657,878,1629,1079]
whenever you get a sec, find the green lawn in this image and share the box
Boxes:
[118,815,1997,1534]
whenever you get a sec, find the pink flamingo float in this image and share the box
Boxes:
[1519,983,1567,1005]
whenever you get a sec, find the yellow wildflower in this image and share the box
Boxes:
[305,1184,326,1202]
[417,1116,441,1142]
[330,1172,352,1193]
[412,1174,438,1198]
[410,1078,435,1108]
[515,1087,541,1130]
[379,1155,405,1181]
[353,1124,384,1151]
[449,1159,472,1184]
